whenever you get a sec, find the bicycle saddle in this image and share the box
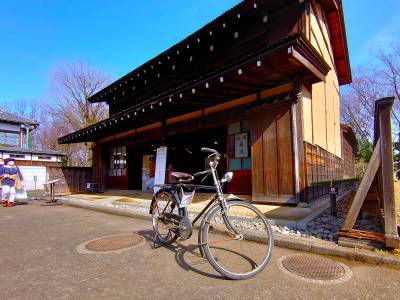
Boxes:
[171,172,194,182]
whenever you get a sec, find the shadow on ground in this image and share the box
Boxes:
[137,229,227,280]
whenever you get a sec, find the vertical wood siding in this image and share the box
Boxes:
[47,167,92,193]
[251,104,294,197]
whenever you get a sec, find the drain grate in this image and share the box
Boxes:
[85,234,143,252]
[278,253,352,283]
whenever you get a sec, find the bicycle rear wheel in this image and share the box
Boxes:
[151,190,179,245]
[200,200,273,280]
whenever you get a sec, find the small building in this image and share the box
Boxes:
[59,0,353,205]
[0,110,65,190]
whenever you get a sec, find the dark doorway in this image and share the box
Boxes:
[165,126,227,183]
[127,146,145,190]
[127,126,227,190]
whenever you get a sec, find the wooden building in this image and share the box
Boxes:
[59,0,352,205]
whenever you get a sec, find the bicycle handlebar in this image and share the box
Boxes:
[194,170,211,177]
[201,147,218,154]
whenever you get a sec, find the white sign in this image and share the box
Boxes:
[154,147,167,193]
[235,133,248,158]
[179,190,195,208]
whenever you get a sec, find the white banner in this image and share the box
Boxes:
[154,147,167,193]
[235,133,248,158]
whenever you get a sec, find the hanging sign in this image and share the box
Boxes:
[235,133,248,158]
[154,147,167,193]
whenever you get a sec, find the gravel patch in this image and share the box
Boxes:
[273,196,383,243]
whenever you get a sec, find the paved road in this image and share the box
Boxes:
[0,202,399,300]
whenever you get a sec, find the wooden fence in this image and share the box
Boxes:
[339,97,399,248]
[304,142,344,200]
[47,167,92,194]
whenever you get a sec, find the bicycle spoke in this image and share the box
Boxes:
[152,191,179,245]
[202,201,273,279]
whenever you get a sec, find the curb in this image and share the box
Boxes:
[59,197,400,269]
[273,233,400,269]
[60,198,152,222]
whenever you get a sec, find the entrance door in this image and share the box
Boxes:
[165,127,227,185]
[251,104,294,203]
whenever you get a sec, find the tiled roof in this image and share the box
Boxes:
[0,110,39,126]
[0,146,65,156]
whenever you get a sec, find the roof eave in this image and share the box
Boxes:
[323,0,352,85]
[59,34,331,145]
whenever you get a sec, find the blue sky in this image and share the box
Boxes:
[0,0,399,103]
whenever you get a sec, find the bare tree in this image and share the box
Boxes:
[49,61,109,130]
[35,112,89,166]
[374,41,400,143]
[341,68,386,141]
[48,61,110,166]
[341,40,400,143]
[0,98,43,149]
[0,98,41,121]
[0,62,109,166]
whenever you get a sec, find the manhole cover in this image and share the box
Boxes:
[277,253,352,284]
[85,234,143,252]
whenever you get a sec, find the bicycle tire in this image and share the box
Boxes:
[151,190,179,245]
[200,200,273,280]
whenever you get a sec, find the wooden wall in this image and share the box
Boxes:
[301,0,342,158]
[342,135,356,178]
[227,170,252,195]
[47,167,92,194]
[106,176,128,190]
[251,103,294,203]
[92,146,108,191]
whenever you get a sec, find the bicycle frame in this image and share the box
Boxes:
[150,150,242,239]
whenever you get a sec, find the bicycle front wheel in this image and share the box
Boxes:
[200,200,273,280]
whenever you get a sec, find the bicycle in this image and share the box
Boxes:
[149,147,273,280]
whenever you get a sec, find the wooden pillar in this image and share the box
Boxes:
[376,97,399,247]
[161,119,167,146]
[291,84,306,204]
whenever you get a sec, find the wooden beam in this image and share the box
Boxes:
[97,122,162,144]
[341,138,381,230]
[259,82,293,99]
[238,71,276,87]
[376,98,399,247]
[224,76,266,90]
[338,229,385,243]
[205,84,250,94]
[289,47,326,82]
[188,90,239,100]
[96,83,293,145]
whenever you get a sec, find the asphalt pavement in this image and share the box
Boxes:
[0,202,399,300]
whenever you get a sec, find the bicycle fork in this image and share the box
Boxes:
[197,199,242,257]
